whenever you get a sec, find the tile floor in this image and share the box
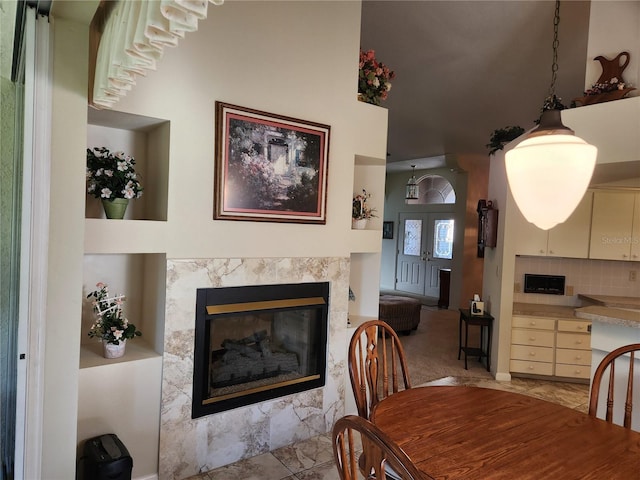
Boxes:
[186,376,589,480]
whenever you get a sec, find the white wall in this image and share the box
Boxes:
[45,1,391,477]
[44,15,89,479]
[114,1,376,261]
[585,1,640,91]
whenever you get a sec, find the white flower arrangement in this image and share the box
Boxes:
[86,147,143,201]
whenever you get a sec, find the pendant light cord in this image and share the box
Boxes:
[548,0,560,99]
[541,0,565,113]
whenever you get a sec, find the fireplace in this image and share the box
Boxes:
[192,282,329,418]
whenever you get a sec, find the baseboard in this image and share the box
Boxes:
[134,474,158,480]
[495,372,512,382]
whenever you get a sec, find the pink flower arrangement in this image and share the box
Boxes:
[358,49,396,106]
[87,282,141,345]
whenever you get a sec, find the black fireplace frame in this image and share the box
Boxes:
[192,282,329,418]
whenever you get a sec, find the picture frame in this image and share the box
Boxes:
[214,102,331,223]
[383,221,394,239]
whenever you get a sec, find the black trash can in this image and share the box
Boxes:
[82,434,132,480]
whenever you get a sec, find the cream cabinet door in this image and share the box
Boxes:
[514,192,592,258]
[589,191,637,260]
[546,192,593,258]
[512,207,550,256]
[631,193,640,261]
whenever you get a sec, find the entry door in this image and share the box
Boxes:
[396,213,454,298]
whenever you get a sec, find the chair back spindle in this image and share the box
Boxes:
[332,415,425,480]
[349,320,412,419]
[589,343,639,429]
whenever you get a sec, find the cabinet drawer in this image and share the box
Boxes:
[556,348,591,366]
[511,329,555,347]
[512,316,555,331]
[511,345,554,363]
[510,359,553,376]
[555,363,591,379]
[557,319,591,333]
[556,332,590,350]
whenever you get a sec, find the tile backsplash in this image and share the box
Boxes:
[513,257,640,306]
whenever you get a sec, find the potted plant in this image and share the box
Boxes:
[358,49,396,106]
[86,146,143,219]
[87,282,142,358]
[352,189,377,229]
[486,126,525,155]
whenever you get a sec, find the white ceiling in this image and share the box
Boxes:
[360,1,593,171]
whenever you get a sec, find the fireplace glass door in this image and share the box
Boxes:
[193,282,329,417]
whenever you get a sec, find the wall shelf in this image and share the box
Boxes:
[79,338,160,370]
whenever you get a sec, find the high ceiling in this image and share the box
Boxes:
[360,1,593,172]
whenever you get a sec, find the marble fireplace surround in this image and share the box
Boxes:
[161,257,349,479]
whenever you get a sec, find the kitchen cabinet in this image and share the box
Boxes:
[510,314,591,382]
[555,319,591,380]
[514,192,593,258]
[510,316,555,376]
[589,191,640,261]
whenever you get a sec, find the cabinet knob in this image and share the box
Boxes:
[529,337,536,341]
[576,325,583,330]
[549,250,554,255]
[539,249,545,254]
[576,340,582,345]
[576,355,582,360]
[530,321,536,326]
[528,365,535,370]
[529,352,536,356]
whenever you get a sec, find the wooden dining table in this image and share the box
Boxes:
[370,386,640,479]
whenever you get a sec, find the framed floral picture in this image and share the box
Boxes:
[214,102,331,223]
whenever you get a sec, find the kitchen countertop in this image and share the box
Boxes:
[578,294,640,310]
[575,306,640,329]
[514,296,640,329]
[512,303,577,319]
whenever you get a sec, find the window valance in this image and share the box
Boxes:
[91,0,223,109]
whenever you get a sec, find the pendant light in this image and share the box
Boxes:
[505,0,597,231]
[405,165,419,200]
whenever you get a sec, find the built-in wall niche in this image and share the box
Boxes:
[352,155,386,232]
[80,253,166,369]
[87,108,170,221]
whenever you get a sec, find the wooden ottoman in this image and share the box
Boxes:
[378,295,422,334]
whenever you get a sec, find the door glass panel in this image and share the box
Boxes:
[403,219,422,256]
[433,220,454,259]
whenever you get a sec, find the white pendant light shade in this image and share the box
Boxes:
[505,133,597,230]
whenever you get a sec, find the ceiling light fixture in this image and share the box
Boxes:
[505,0,597,231]
[406,165,419,200]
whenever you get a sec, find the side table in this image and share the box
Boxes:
[458,308,494,371]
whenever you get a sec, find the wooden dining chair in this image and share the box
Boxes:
[332,415,425,480]
[349,320,412,420]
[588,343,640,428]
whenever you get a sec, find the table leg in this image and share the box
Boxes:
[486,323,492,372]
[464,320,469,370]
[457,315,462,360]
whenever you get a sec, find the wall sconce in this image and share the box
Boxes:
[405,165,419,200]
